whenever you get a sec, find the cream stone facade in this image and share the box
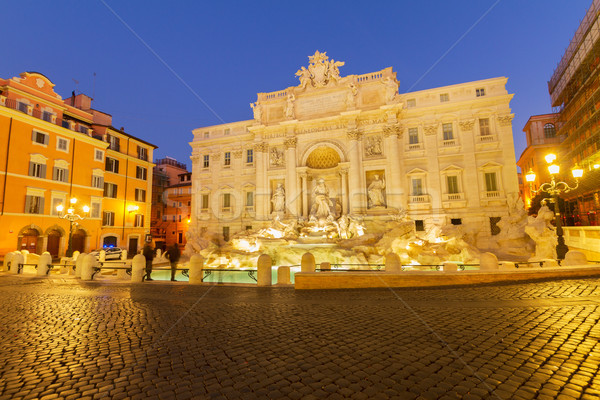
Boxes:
[190,51,519,243]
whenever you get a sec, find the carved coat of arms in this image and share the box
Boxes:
[296,51,345,90]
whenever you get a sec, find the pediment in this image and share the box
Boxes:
[14,72,62,100]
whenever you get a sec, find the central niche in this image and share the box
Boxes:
[305,146,340,169]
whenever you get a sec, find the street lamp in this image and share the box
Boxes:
[56,197,89,257]
[525,153,584,260]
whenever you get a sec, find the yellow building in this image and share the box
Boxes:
[0,72,156,258]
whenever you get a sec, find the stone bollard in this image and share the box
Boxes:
[257,254,272,286]
[75,253,87,278]
[277,266,291,285]
[301,252,315,273]
[442,262,458,272]
[12,252,24,274]
[320,262,331,271]
[99,250,106,262]
[479,252,499,271]
[72,251,80,261]
[37,253,53,276]
[81,254,97,281]
[563,251,588,266]
[3,252,14,272]
[121,249,128,260]
[385,253,401,273]
[131,254,146,283]
[188,255,205,284]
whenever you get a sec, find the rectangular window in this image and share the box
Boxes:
[92,175,104,189]
[451,218,462,225]
[136,166,147,180]
[62,120,71,129]
[91,202,101,219]
[32,130,49,146]
[490,216,501,236]
[222,193,231,209]
[415,220,425,232]
[108,135,120,151]
[442,123,454,141]
[178,232,183,243]
[135,188,146,202]
[28,162,46,178]
[25,195,44,214]
[53,167,68,183]
[485,172,498,192]
[104,182,118,198]
[408,128,419,144]
[245,225,252,231]
[479,118,490,135]
[446,176,459,194]
[137,146,148,161]
[42,111,53,122]
[201,194,209,209]
[18,102,29,113]
[79,125,89,135]
[178,215,182,222]
[105,157,119,173]
[406,99,416,108]
[134,214,144,227]
[476,88,485,97]
[412,178,423,196]
[204,132,209,139]
[224,152,231,166]
[440,93,449,102]
[103,211,115,226]
[203,155,210,168]
[57,138,68,152]
[94,149,104,162]
[246,191,254,207]
[224,128,230,136]
[246,149,253,164]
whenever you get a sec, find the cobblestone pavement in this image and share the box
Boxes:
[1,275,600,400]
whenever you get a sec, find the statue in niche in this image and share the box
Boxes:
[250,102,262,122]
[382,77,398,103]
[367,174,386,208]
[285,93,295,119]
[270,147,284,167]
[310,178,333,220]
[365,135,382,156]
[271,183,286,213]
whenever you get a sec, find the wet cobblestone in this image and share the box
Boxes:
[1,274,600,399]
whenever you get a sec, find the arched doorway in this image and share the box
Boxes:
[103,235,118,248]
[71,229,86,253]
[47,230,62,258]
[19,228,40,253]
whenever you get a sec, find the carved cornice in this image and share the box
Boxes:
[253,142,269,153]
[382,124,403,138]
[423,124,438,136]
[284,137,297,149]
[459,120,475,131]
[347,129,362,141]
[497,115,514,127]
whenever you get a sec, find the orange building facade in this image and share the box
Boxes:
[0,72,156,258]
[516,113,563,207]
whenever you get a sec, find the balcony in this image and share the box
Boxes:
[442,192,467,208]
[475,134,499,151]
[408,194,431,211]
[480,190,505,206]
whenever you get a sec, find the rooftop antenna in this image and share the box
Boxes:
[72,78,79,95]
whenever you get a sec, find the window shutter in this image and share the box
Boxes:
[31,131,36,141]
[24,195,32,213]
[44,134,49,145]
[53,167,58,180]
[40,164,46,179]
[100,177,104,187]
[63,169,69,182]
[39,197,45,214]
[115,160,119,173]
[28,162,34,176]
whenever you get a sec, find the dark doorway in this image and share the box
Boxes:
[20,228,39,253]
[47,230,61,258]
[72,229,86,253]
[128,237,138,256]
[103,236,118,247]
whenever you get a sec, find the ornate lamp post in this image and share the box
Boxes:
[56,197,89,257]
[525,154,584,260]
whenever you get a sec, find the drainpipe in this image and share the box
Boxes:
[1,118,13,215]
[69,140,76,197]
[121,137,131,245]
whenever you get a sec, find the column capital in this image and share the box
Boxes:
[284,137,297,149]
[347,129,362,141]
[497,114,514,126]
[383,124,403,138]
[254,142,269,153]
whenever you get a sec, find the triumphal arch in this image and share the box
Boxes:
[190,51,519,243]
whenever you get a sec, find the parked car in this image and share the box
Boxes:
[90,247,125,261]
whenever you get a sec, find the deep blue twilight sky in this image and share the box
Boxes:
[2,1,590,170]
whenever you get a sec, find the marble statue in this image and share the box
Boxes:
[382,77,398,103]
[368,174,386,208]
[250,102,262,122]
[310,178,333,219]
[346,83,358,107]
[271,183,285,213]
[297,51,345,88]
[270,147,284,167]
[524,202,557,260]
[295,66,311,90]
[497,193,528,240]
[365,135,382,156]
[285,93,295,119]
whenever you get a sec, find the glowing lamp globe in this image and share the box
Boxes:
[545,154,557,164]
[571,165,583,179]
[525,170,536,182]
[548,164,560,175]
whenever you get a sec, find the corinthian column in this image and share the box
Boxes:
[383,124,403,210]
[347,129,364,214]
[284,137,298,217]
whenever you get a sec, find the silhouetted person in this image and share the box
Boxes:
[166,244,181,282]
[142,244,154,281]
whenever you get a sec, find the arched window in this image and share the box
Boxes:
[544,123,556,138]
